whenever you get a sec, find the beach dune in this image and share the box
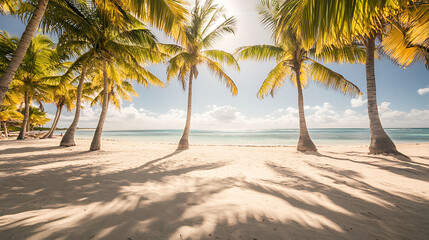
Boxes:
[0,139,428,239]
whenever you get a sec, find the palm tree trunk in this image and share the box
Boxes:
[295,67,317,152]
[2,121,8,137]
[90,63,109,151]
[365,36,398,154]
[178,67,195,150]
[60,66,87,147]
[43,103,63,139]
[17,90,30,140]
[0,0,50,106]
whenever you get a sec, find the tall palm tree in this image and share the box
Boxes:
[165,0,240,150]
[41,0,184,147]
[50,2,165,150]
[0,0,188,106]
[235,0,363,152]
[11,34,60,139]
[276,0,415,155]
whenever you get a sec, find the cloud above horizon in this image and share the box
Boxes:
[417,87,429,95]
[54,102,429,130]
[350,96,367,108]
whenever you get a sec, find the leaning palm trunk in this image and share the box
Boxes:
[42,103,63,139]
[17,91,30,140]
[90,64,109,151]
[0,0,50,106]
[60,66,87,146]
[295,67,317,152]
[2,121,8,137]
[365,37,398,154]
[178,68,194,150]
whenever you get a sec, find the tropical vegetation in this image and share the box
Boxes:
[165,0,240,150]
[235,0,363,152]
[0,0,427,155]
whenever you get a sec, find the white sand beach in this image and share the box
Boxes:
[0,139,428,239]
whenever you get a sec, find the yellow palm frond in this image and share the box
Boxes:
[234,45,284,62]
[203,57,238,96]
[308,60,361,97]
[202,49,240,70]
[258,61,291,98]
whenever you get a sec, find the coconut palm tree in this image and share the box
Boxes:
[42,0,183,148]
[11,34,60,139]
[50,2,165,150]
[23,105,50,131]
[275,0,418,155]
[165,0,240,150]
[235,0,363,152]
[0,0,188,106]
[42,81,76,138]
[1,105,23,137]
[90,64,139,110]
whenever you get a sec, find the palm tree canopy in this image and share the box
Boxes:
[381,2,429,68]
[235,0,363,99]
[276,0,410,48]
[11,34,63,104]
[0,105,23,122]
[165,0,240,95]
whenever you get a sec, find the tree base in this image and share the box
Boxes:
[297,137,317,152]
[177,138,189,150]
[60,139,76,147]
[369,135,398,155]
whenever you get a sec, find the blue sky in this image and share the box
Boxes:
[1,0,428,130]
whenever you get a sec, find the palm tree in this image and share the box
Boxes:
[42,0,185,148]
[50,2,165,150]
[0,0,188,106]
[165,0,240,150]
[23,105,50,131]
[235,1,363,152]
[42,81,76,138]
[11,34,60,140]
[1,105,23,137]
[276,0,415,155]
[90,64,139,111]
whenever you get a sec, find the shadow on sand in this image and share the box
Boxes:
[0,141,428,239]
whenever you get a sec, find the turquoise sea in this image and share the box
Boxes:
[56,128,429,146]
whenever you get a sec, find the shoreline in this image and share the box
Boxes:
[2,135,428,148]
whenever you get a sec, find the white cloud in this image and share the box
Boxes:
[351,96,367,108]
[417,88,429,95]
[55,102,429,130]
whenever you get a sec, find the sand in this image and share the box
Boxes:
[0,138,428,240]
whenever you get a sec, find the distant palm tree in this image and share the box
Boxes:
[90,64,139,111]
[22,105,50,131]
[165,0,240,150]
[42,81,76,138]
[1,105,23,137]
[236,0,363,152]
[11,34,60,140]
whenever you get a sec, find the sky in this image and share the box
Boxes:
[1,0,428,130]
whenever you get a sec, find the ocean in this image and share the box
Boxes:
[56,128,429,146]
